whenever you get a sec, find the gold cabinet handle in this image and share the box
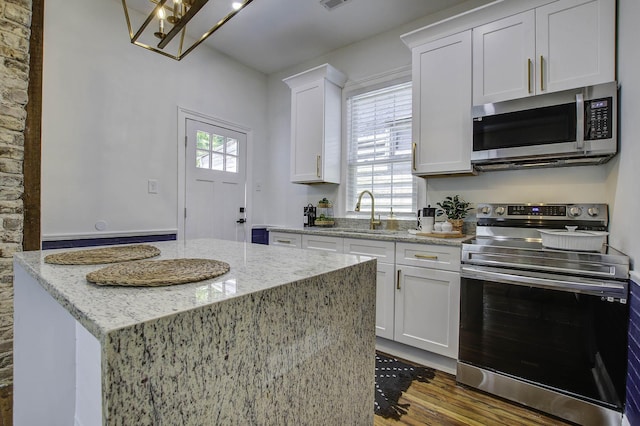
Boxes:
[540,55,544,92]
[276,239,291,244]
[527,58,532,94]
[316,155,321,178]
[415,254,438,260]
[396,269,401,290]
[412,143,417,171]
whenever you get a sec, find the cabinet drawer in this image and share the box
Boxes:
[344,238,395,264]
[302,234,343,253]
[269,232,302,248]
[395,242,460,272]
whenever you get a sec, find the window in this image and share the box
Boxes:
[346,81,416,214]
[196,131,238,173]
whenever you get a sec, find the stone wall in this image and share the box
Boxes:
[0,0,32,388]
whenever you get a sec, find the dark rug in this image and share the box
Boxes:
[374,352,436,419]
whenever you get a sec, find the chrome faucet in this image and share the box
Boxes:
[354,190,381,230]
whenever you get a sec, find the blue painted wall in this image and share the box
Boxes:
[627,279,640,425]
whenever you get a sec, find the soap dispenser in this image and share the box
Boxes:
[386,208,399,231]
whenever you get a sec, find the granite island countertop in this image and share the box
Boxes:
[268,226,475,246]
[14,238,377,424]
[14,238,375,342]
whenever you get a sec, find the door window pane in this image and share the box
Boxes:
[195,132,239,173]
[196,131,210,150]
[196,150,210,168]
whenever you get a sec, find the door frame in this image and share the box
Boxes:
[177,106,253,240]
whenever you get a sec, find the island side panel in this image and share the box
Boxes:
[102,260,376,425]
[13,263,77,425]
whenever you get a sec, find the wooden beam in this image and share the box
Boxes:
[24,0,44,251]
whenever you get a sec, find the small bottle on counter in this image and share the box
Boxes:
[386,208,399,231]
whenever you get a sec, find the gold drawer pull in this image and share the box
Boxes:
[412,142,417,171]
[414,254,438,260]
[527,58,532,93]
[276,239,291,244]
[397,269,401,290]
[540,55,544,91]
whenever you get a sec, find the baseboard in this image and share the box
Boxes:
[41,231,177,250]
[375,337,457,375]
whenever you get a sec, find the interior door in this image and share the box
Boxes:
[185,118,247,242]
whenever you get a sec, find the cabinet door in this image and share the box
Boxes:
[269,232,302,248]
[536,0,615,94]
[302,234,344,253]
[290,81,324,183]
[473,11,536,104]
[394,265,460,358]
[344,238,395,338]
[413,31,473,175]
[375,262,396,340]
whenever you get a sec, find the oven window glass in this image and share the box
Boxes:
[459,278,628,410]
[473,103,577,151]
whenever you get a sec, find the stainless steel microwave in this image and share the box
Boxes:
[471,81,618,171]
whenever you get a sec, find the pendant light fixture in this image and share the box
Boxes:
[121,0,254,61]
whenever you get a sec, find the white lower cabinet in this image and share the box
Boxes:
[344,238,396,340]
[394,242,460,358]
[269,232,302,248]
[302,234,344,253]
[275,233,461,359]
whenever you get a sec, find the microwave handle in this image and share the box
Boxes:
[576,92,585,152]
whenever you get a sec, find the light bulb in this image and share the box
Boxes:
[157,7,166,20]
[232,2,242,11]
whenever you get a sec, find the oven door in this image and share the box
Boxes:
[459,265,628,415]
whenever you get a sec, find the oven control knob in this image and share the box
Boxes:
[479,206,491,215]
[587,207,600,217]
[495,206,506,216]
[569,206,583,217]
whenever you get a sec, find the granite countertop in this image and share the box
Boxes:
[14,238,374,342]
[268,226,474,246]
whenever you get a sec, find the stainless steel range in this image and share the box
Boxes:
[458,203,630,426]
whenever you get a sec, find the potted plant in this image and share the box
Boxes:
[437,195,472,233]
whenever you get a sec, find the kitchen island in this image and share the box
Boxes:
[13,238,377,425]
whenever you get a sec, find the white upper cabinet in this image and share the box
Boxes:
[407,30,473,176]
[536,0,615,94]
[283,64,347,184]
[473,11,535,104]
[473,0,615,105]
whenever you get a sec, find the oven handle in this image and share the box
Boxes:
[461,265,627,303]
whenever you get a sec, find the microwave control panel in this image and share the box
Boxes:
[585,97,612,140]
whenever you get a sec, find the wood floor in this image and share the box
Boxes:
[374,366,572,426]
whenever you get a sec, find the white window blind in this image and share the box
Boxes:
[347,81,416,214]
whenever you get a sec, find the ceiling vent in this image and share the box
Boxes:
[320,0,351,11]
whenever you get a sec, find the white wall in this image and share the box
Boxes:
[264,0,638,270]
[42,0,268,239]
[609,0,640,268]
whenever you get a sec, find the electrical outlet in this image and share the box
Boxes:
[148,179,158,194]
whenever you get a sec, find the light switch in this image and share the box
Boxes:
[148,179,158,194]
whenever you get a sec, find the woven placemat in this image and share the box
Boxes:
[44,244,161,265]
[86,258,230,287]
